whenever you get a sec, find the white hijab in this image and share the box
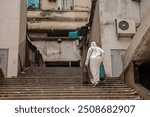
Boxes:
[85,42,104,65]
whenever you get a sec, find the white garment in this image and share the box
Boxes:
[85,42,104,84]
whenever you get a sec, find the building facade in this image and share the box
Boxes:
[27,0,91,66]
[90,0,140,77]
[89,0,150,98]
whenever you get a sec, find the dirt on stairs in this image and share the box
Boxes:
[0,67,141,100]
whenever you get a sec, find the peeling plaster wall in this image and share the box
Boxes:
[32,41,81,62]
[27,11,89,30]
[27,11,88,21]
[99,0,140,76]
[27,0,91,62]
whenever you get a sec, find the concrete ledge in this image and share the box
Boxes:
[27,10,88,22]
[28,21,87,30]
[135,84,150,99]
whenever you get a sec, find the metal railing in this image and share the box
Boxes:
[26,33,45,67]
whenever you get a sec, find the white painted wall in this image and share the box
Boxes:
[98,0,140,76]
[0,0,26,77]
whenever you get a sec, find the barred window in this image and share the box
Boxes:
[58,0,74,10]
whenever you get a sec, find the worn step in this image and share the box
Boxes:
[0,67,141,100]
[0,89,136,93]
[0,95,140,100]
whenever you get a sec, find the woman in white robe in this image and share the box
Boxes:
[85,42,104,86]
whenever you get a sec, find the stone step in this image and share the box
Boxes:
[19,67,82,77]
[0,67,141,100]
[0,92,138,96]
[0,95,140,100]
[0,89,136,93]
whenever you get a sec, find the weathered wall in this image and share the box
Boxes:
[40,0,91,11]
[27,0,91,63]
[124,62,150,99]
[0,0,26,77]
[123,6,150,70]
[122,0,150,99]
[40,0,56,10]
[74,0,91,10]
[27,11,88,21]
[18,0,27,73]
[99,0,140,76]
[27,10,89,30]
[28,21,87,30]
[90,0,101,46]
[0,0,20,77]
[140,0,150,21]
[32,41,81,62]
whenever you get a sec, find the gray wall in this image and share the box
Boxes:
[0,0,20,77]
[18,0,27,73]
[140,0,150,21]
[90,0,101,46]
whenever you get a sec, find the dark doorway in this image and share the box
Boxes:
[136,62,150,90]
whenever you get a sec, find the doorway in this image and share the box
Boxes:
[0,49,8,77]
[111,49,126,77]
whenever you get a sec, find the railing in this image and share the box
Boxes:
[0,68,5,85]
[25,33,45,67]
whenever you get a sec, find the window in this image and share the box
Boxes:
[57,0,74,10]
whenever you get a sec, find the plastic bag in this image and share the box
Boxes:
[99,62,106,81]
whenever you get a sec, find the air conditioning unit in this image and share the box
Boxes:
[115,19,136,37]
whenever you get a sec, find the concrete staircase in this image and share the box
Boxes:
[0,67,141,99]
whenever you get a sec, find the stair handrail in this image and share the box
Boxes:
[0,67,5,85]
[26,32,45,67]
